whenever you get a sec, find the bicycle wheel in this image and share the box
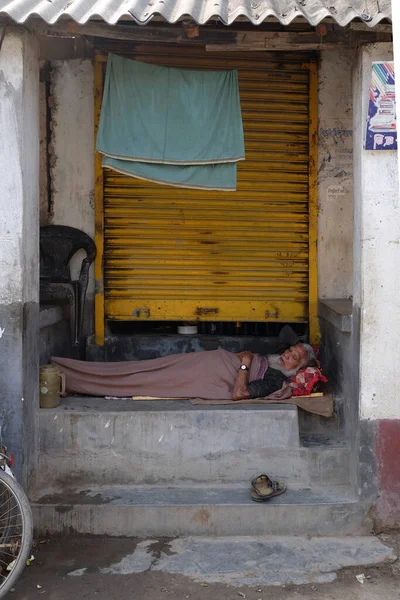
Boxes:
[0,470,33,597]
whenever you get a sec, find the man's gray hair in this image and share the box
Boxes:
[299,343,317,368]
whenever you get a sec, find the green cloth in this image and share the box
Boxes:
[102,156,237,191]
[96,53,244,190]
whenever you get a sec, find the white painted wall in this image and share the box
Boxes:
[0,28,40,486]
[0,30,40,305]
[393,3,400,188]
[318,49,354,300]
[51,60,95,290]
[22,36,41,304]
[353,43,400,420]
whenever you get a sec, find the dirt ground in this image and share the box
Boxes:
[7,535,400,600]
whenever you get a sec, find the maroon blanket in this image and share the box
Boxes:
[51,349,268,400]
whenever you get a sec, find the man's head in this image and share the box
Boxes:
[267,343,316,378]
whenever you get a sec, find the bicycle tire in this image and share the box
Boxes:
[0,470,33,598]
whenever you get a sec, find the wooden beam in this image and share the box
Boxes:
[22,18,236,45]
[206,42,343,51]
[7,17,391,50]
[206,28,391,51]
[349,22,392,33]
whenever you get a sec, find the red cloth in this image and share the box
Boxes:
[289,366,328,397]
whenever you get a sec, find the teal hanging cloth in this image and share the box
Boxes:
[96,53,245,190]
[102,156,237,192]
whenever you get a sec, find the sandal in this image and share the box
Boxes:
[250,474,286,502]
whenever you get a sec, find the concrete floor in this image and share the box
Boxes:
[9,535,399,599]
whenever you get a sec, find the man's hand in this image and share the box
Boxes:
[233,351,253,400]
[236,351,254,367]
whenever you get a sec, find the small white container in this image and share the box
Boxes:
[178,324,198,335]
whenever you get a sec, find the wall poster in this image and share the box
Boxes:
[365,61,397,151]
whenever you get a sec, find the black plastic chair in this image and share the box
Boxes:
[40,225,96,347]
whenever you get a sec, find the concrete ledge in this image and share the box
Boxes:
[318,299,353,333]
[40,305,67,329]
[44,396,299,412]
[31,484,368,536]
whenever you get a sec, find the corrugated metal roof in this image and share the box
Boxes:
[0,0,392,27]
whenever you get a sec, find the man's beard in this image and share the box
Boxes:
[267,354,298,378]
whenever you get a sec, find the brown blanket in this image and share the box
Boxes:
[51,349,265,400]
[51,350,333,417]
[190,390,334,417]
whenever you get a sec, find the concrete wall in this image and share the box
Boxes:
[50,60,95,246]
[318,50,354,300]
[353,43,399,422]
[319,318,351,427]
[319,311,360,490]
[40,59,95,339]
[0,29,40,485]
[39,76,49,225]
[39,307,71,365]
[352,42,400,530]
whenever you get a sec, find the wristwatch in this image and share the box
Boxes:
[239,364,249,371]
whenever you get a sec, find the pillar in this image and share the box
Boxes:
[393,3,400,186]
[0,29,40,486]
[353,42,400,529]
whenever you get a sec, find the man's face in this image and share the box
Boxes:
[280,344,307,372]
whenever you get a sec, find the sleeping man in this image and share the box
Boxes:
[233,343,315,400]
[51,342,316,401]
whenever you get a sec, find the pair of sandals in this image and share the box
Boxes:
[251,474,286,502]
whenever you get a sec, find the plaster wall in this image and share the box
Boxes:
[0,29,40,485]
[49,59,95,335]
[353,43,400,421]
[318,49,354,300]
[39,78,49,225]
[0,34,29,305]
[51,60,95,245]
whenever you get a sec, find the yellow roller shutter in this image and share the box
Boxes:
[98,47,316,326]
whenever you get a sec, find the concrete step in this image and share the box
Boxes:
[35,398,350,488]
[31,484,369,537]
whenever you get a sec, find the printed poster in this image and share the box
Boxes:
[365,61,397,150]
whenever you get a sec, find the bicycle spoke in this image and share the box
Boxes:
[0,548,23,561]
[0,506,22,521]
[0,524,21,538]
[0,495,13,512]
[0,516,22,527]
